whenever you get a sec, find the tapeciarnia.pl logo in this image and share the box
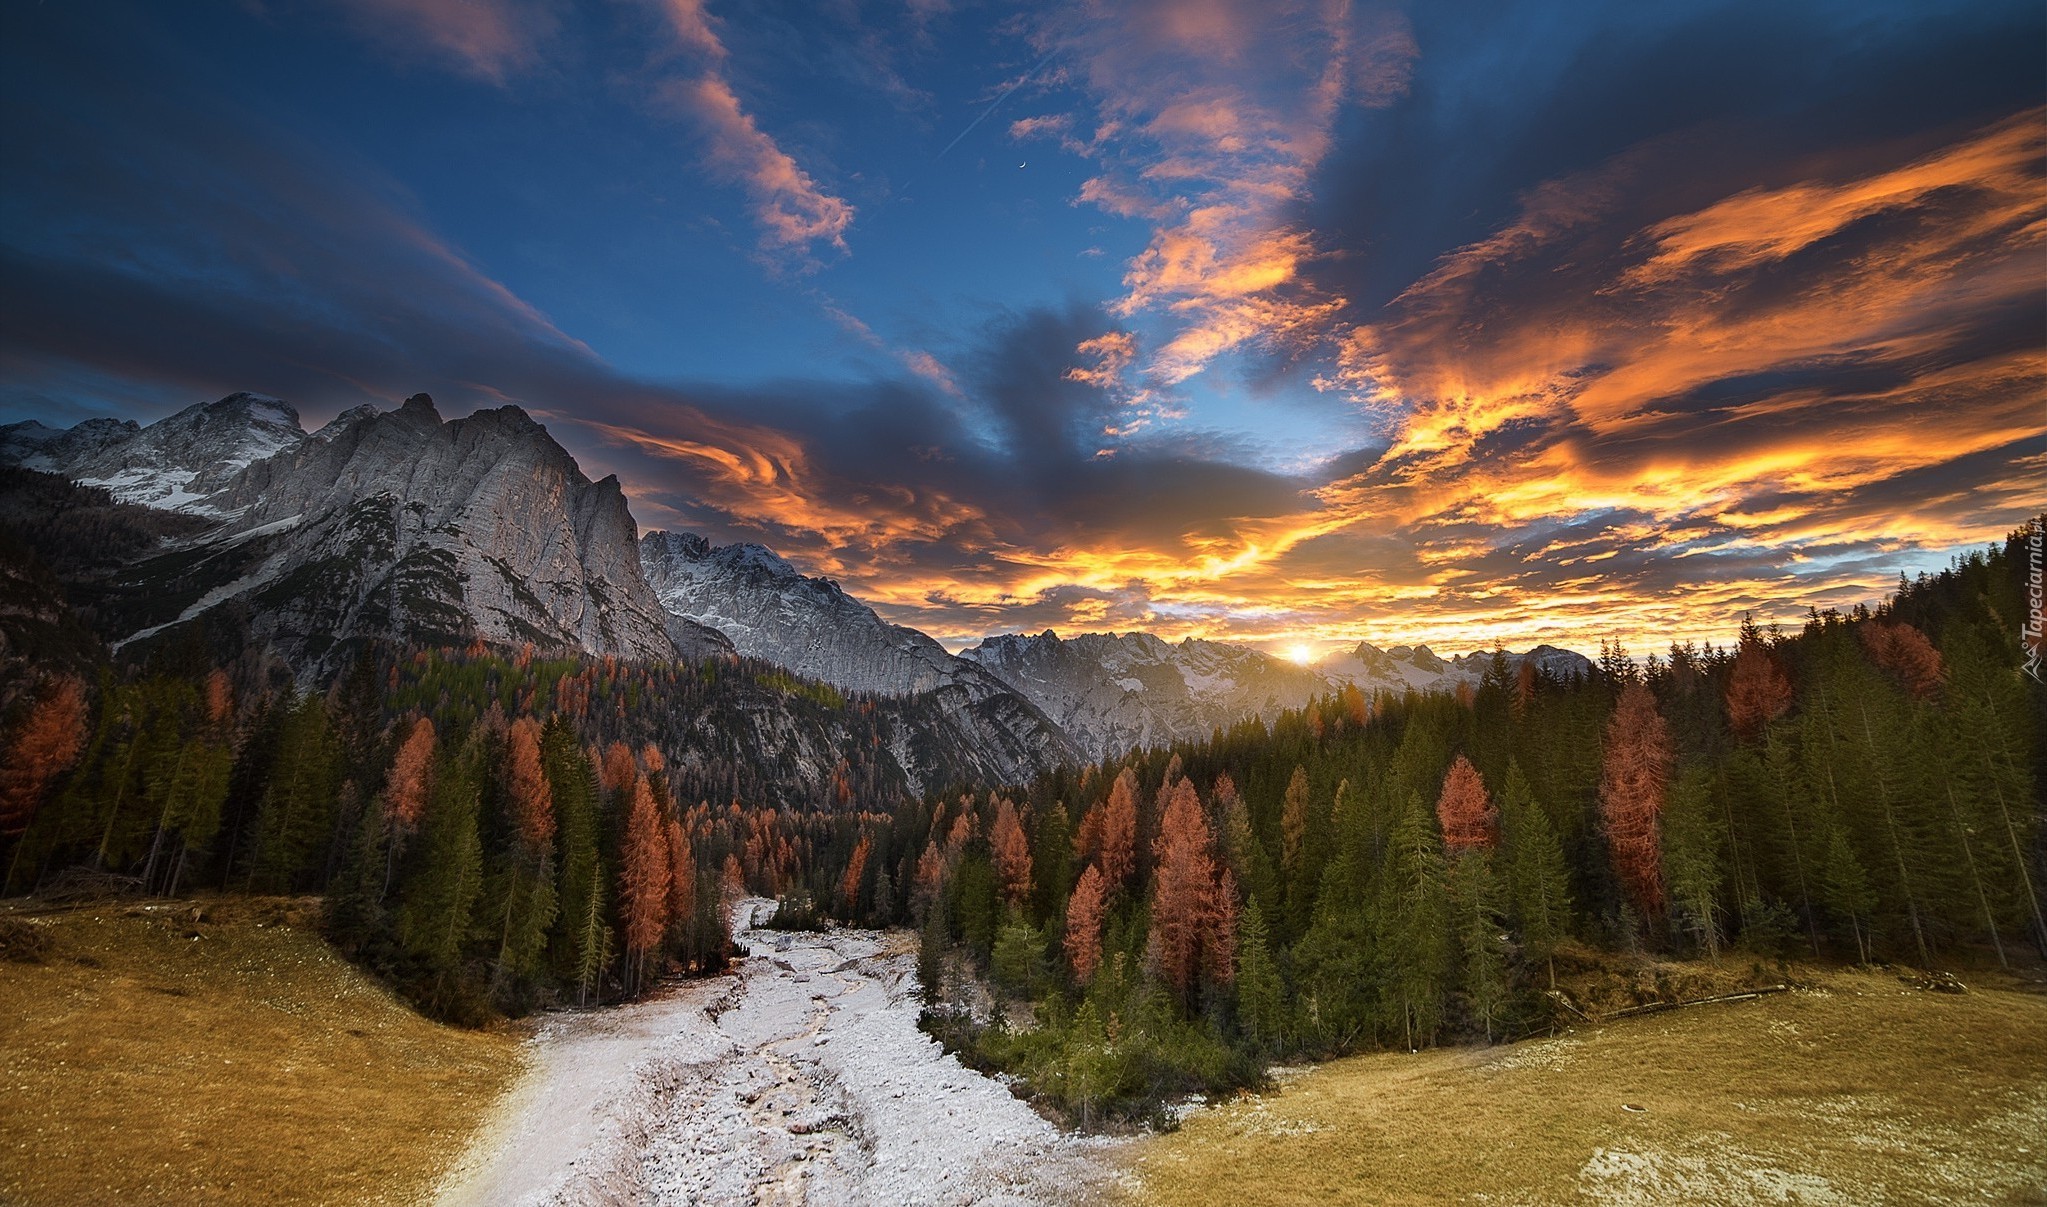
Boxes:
[2025,519,2043,685]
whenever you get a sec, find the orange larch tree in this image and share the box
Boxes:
[991,796,1034,907]
[1600,682,1674,915]
[1435,755,1498,854]
[385,716,437,831]
[0,676,88,837]
[1860,620,1944,700]
[618,773,672,987]
[1148,777,1235,999]
[1076,768,1138,893]
[202,669,234,728]
[911,839,947,919]
[1725,624,1793,740]
[599,740,637,799]
[1064,862,1108,983]
[505,716,553,851]
[840,831,872,911]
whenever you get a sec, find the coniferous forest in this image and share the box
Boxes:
[0,523,2039,1120]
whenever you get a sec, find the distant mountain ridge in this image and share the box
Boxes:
[639,529,1083,779]
[960,630,1594,756]
[3,391,1593,774]
[3,392,675,675]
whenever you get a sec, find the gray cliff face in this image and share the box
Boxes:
[78,393,676,675]
[205,395,677,670]
[0,393,305,513]
[640,530,965,697]
[640,530,1081,781]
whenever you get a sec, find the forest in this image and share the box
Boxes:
[0,523,2039,1119]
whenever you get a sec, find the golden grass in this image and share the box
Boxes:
[0,897,521,1207]
[1127,967,2047,1206]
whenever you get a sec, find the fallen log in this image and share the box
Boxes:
[1599,984,1790,1021]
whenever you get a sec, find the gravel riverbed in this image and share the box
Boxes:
[436,901,1120,1206]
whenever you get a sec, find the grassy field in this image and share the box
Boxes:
[0,896,521,1207]
[1127,964,2047,1206]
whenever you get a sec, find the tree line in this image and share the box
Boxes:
[773,528,2043,1122]
[0,523,2037,1108]
[0,647,903,1019]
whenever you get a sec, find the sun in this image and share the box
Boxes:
[1286,643,1314,665]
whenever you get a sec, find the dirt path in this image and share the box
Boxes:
[437,901,1119,1206]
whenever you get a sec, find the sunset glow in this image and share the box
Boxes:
[3,0,2041,655]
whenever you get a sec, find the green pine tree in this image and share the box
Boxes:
[1662,763,1726,959]
[1447,849,1509,1042]
[1377,790,1449,1050]
[396,750,483,973]
[1235,896,1285,1053]
[1499,762,1572,988]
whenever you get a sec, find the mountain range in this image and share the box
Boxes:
[1,392,1591,777]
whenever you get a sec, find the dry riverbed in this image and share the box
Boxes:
[438,900,1121,1206]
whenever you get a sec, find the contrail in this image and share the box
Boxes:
[936,51,1056,160]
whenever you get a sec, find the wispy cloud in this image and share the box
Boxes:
[319,0,554,83]
[1017,1,1416,400]
[652,0,855,265]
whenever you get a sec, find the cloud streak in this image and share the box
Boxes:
[652,0,854,264]
[318,0,554,82]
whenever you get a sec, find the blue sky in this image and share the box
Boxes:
[2,0,2041,653]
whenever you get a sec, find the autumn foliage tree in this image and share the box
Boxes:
[1075,768,1137,892]
[1726,620,1793,740]
[386,717,436,831]
[1860,620,1944,700]
[0,677,88,837]
[1148,778,1235,1000]
[1064,862,1108,983]
[504,717,553,851]
[1434,755,1497,854]
[618,772,671,991]
[839,831,871,911]
[990,796,1033,907]
[1600,682,1674,915]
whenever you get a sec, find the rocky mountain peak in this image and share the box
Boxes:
[0,392,306,514]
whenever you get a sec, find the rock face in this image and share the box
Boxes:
[89,394,677,675]
[0,393,306,513]
[641,530,1081,780]
[641,532,962,696]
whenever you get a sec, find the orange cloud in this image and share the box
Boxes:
[834,111,2045,654]
[1037,1,1416,397]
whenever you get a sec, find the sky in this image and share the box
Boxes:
[1,0,2041,658]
